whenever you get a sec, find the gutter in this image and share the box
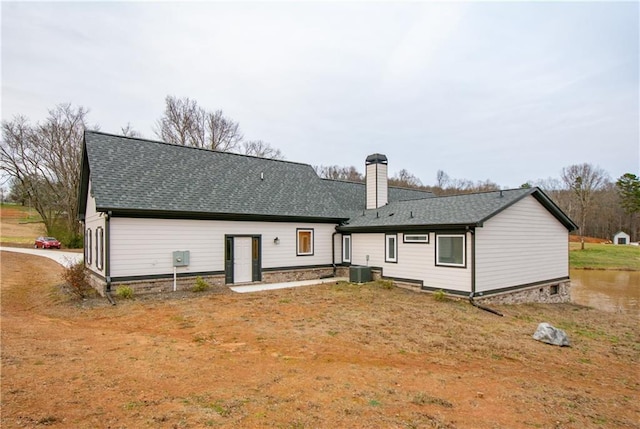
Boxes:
[105,211,113,299]
[331,231,338,276]
[467,227,503,317]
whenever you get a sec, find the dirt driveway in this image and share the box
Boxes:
[1,251,638,428]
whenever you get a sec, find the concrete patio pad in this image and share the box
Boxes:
[229,277,348,293]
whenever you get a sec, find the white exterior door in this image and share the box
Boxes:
[234,237,252,283]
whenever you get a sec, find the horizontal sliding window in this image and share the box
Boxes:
[403,234,429,243]
[436,234,465,267]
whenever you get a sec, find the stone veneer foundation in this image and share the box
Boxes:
[87,267,569,305]
[471,280,571,305]
[87,266,350,297]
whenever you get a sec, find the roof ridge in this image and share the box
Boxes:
[428,187,532,200]
[84,130,312,167]
[321,177,433,192]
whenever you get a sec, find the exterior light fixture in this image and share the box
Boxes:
[274,237,280,244]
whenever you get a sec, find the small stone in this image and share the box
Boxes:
[533,322,570,347]
[476,392,484,398]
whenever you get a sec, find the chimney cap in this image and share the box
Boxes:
[365,153,388,164]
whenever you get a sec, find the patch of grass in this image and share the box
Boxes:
[569,243,640,270]
[368,399,381,407]
[374,279,394,290]
[411,392,453,408]
[192,276,210,292]
[115,286,134,299]
[433,289,447,301]
[124,401,143,410]
[36,415,59,425]
[207,401,232,417]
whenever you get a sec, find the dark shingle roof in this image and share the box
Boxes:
[321,179,434,214]
[82,131,344,220]
[339,188,577,231]
[79,131,576,231]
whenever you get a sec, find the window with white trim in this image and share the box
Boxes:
[342,235,351,263]
[297,229,314,256]
[385,234,397,263]
[403,233,429,243]
[436,234,465,267]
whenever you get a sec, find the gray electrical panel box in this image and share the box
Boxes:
[172,250,190,267]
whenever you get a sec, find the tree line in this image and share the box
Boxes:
[0,97,284,246]
[2,97,638,247]
[313,163,639,244]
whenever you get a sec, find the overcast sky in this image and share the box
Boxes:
[2,1,638,188]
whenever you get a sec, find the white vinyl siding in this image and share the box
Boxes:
[350,232,472,292]
[108,218,336,278]
[365,162,388,209]
[475,195,569,292]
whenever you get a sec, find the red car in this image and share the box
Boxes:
[34,236,61,249]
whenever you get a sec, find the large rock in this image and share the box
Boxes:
[532,322,570,347]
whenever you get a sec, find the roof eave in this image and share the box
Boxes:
[76,133,90,221]
[337,222,479,233]
[96,207,346,224]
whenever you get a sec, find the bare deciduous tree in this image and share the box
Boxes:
[561,163,609,249]
[241,140,284,159]
[154,95,202,146]
[120,123,142,138]
[1,104,91,245]
[389,169,423,188]
[436,170,450,188]
[155,96,244,152]
[314,165,364,182]
[206,110,243,152]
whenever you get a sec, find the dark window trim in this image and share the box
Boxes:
[85,228,92,265]
[403,233,430,244]
[385,233,398,263]
[296,228,314,256]
[435,233,466,268]
[96,227,105,271]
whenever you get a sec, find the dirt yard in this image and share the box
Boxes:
[1,252,638,428]
[0,204,45,247]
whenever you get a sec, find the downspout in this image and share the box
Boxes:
[331,231,338,276]
[104,211,116,305]
[468,227,502,317]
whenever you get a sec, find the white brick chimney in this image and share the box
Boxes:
[365,153,388,209]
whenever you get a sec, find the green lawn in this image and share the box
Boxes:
[570,242,640,270]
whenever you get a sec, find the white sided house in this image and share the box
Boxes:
[78,131,577,303]
[613,231,631,245]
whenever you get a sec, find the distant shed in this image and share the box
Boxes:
[613,231,630,245]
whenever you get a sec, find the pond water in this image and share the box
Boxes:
[570,269,639,315]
